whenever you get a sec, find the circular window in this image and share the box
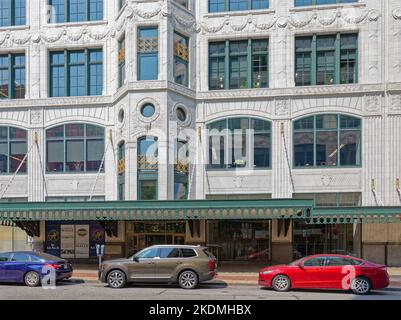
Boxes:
[141,103,156,118]
[118,109,125,123]
[176,107,187,122]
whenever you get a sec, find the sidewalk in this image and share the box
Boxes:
[71,265,401,286]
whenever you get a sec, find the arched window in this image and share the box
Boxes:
[0,126,27,174]
[137,136,158,200]
[174,139,189,200]
[46,123,105,172]
[207,117,271,169]
[293,114,361,167]
[117,141,125,201]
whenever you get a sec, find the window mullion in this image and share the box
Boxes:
[63,125,66,172]
[247,39,252,89]
[86,0,90,21]
[9,0,13,26]
[84,125,87,172]
[335,33,340,84]
[311,35,317,86]
[65,0,69,23]
[224,40,229,89]
[337,114,340,166]
[8,54,13,99]
[313,116,317,166]
[64,51,68,97]
[85,49,89,96]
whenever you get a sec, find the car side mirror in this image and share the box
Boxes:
[298,262,305,269]
[133,256,139,262]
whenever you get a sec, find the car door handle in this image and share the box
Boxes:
[176,262,183,265]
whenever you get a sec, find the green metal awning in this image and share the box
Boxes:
[309,207,401,224]
[0,199,312,221]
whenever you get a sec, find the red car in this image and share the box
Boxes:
[259,254,389,295]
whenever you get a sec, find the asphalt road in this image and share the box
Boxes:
[0,280,400,300]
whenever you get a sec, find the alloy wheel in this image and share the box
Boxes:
[273,275,290,292]
[25,271,40,287]
[179,271,198,289]
[351,278,371,295]
[108,271,126,288]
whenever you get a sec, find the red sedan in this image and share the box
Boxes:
[259,254,389,295]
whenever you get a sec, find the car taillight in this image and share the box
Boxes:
[209,259,214,271]
[44,264,61,270]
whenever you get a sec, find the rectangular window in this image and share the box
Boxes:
[138,27,158,81]
[174,32,189,87]
[0,53,25,99]
[0,0,26,26]
[295,0,357,7]
[295,33,358,86]
[50,49,103,97]
[49,0,103,23]
[118,35,125,87]
[209,0,268,12]
[209,39,268,90]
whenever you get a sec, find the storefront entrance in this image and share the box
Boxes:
[292,221,361,259]
[126,221,186,257]
[207,220,271,263]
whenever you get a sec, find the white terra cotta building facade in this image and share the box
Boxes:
[0,0,401,266]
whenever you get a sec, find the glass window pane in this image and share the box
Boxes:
[254,133,270,168]
[315,193,337,207]
[89,0,103,21]
[47,140,64,172]
[294,117,314,130]
[139,179,157,200]
[66,140,84,171]
[338,193,360,207]
[209,0,225,12]
[138,54,158,80]
[66,124,84,137]
[316,131,338,166]
[86,124,104,137]
[69,0,85,22]
[9,127,26,139]
[86,139,104,171]
[10,141,27,173]
[0,142,8,173]
[340,130,361,166]
[316,115,338,129]
[294,132,314,167]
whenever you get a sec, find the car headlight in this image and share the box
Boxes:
[260,270,274,275]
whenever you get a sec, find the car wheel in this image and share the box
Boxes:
[107,270,126,289]
[178,270,198,289]
[351,277,371,295]
[272,275,291,292]
[24,271,41,287]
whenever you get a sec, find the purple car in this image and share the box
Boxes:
[0,251,73,287]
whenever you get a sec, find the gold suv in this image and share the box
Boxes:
[99,245,218,289]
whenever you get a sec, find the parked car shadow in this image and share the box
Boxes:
[101,280,228,290]
[260,286,391,296]
[0,279,84,287]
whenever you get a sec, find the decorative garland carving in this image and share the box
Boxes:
[0,5,383,47]
[393,8,401,20]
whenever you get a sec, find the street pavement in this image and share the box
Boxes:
[0,279,401,300]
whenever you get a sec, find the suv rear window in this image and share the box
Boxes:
[180,249,197,257]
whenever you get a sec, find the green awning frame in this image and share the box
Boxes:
[0,199,312,221]
[0,200,400,223]
[310,207,401,224]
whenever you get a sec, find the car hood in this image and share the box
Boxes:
[259,264,289,272]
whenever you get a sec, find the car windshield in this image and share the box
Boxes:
[288,258,304,266]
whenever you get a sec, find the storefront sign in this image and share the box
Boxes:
[60,225,75,258]
[45,223,60,256]
[75,225,90,258]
